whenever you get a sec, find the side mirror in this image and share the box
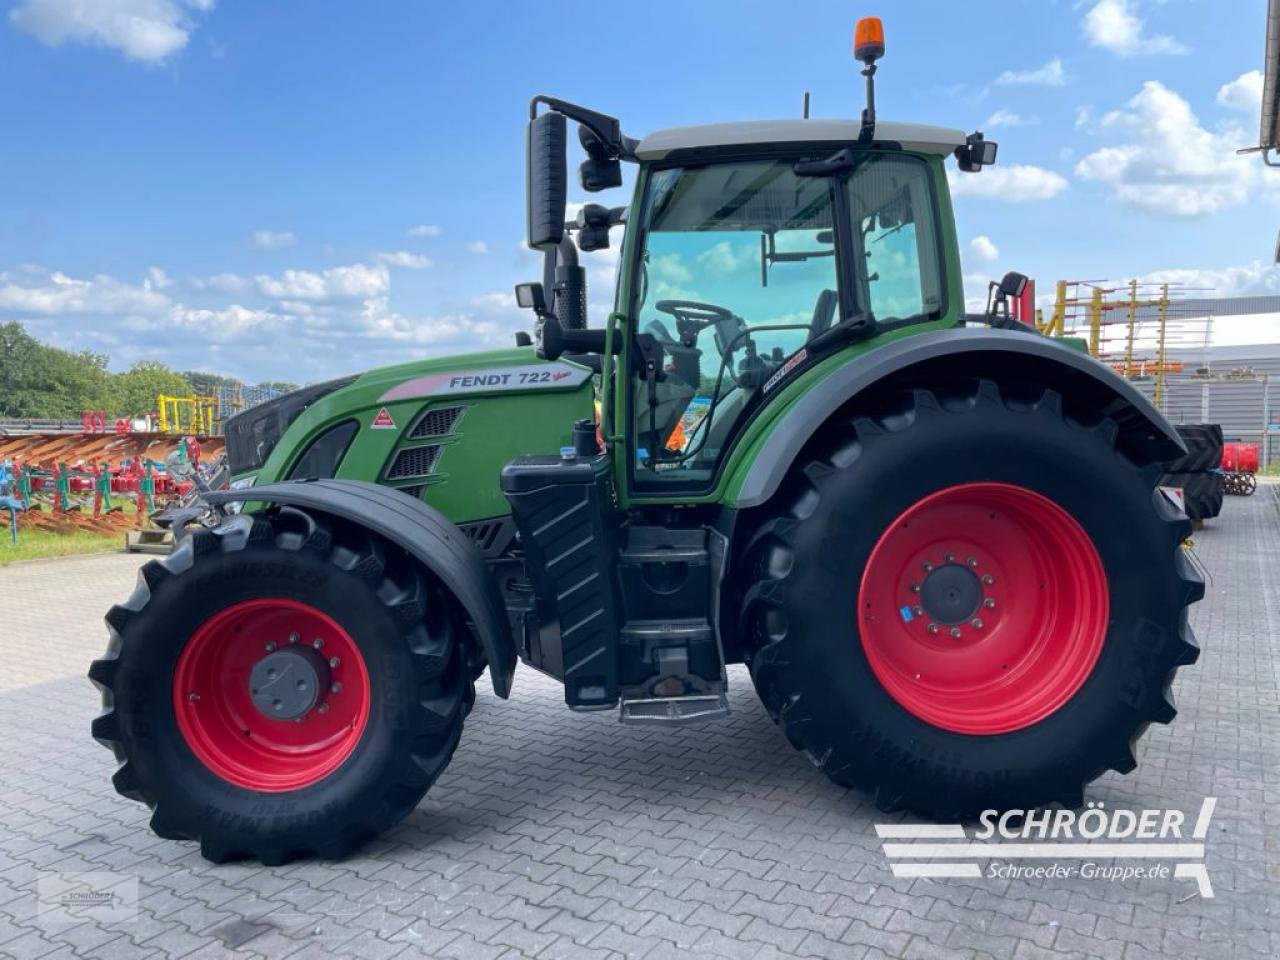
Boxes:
[999,271,1029,298]
[526,112,567,249]
[955,131,998,172]
[579,126,623,193]
[576,203,613,252]
[1274,229,1280,265]
[514,282,547,314]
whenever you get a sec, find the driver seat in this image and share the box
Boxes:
[808,289,838,340]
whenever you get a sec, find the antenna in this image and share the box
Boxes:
[802,91,810,119]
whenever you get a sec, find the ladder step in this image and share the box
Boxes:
[619,692,728,726]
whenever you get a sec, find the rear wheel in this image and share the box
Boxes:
[739,380,1202,818]
[89,508,470,864]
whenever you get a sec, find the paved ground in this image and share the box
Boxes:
[1,486,1278,960]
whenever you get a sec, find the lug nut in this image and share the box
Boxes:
[289,632,300,644]
[912,606,923,616]
[984,598,996,609]
[922,562,934,572]
[328,657,340,669]
[317,703,330,714]
[982,574,994,585]
[927,623,939,634]
[967,556,978,567]
[910,583,921,593]
[971,618,984,629]
[330,682,342,694]
[264,641,276,653]
[312,638,324,649]
[944,553,955,563]
[949,627,962,639]
[188,692,200,702]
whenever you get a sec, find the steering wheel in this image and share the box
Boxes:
[654,300,733,344]
[655,299,744,355]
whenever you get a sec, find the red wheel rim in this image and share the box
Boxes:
[173,598,371,791]
[857,482,1108,735]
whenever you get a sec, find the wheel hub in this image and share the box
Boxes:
[919,563,983,625]
[249,646,331,720]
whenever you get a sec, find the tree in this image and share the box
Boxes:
[110,361,193,418]
[0,322,111,419]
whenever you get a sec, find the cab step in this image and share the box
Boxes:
[619,691,729,725]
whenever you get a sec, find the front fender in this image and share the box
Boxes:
[734,327,1185,509]
[206,479,516,697]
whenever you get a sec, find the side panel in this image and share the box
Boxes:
[246,347,594,524]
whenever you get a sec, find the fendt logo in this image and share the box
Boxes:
[876,798,1217,898]
[380,363,589,402]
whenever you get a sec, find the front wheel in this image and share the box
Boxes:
[89,508,470,864]
[739,380,1203,818]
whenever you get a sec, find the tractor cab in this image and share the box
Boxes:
[514,20,997,500]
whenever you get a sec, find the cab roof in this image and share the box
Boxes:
[634,119,967,160]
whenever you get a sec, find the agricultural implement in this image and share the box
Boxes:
[91,19,1203,865]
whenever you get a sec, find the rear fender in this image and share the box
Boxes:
[206,479,516,697]
[734,328,1185,508]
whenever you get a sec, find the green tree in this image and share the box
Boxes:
[109,361,194,419]
[0,322,111,419]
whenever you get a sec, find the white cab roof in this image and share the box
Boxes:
[634,119,966,160]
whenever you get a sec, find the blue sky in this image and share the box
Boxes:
[0,0,1274,382]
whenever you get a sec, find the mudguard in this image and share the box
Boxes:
[205,479,516,697]
[735,327,1186,508]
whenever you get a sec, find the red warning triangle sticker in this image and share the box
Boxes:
[371,407,396,429]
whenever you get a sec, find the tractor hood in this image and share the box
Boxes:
[226,346,595,524]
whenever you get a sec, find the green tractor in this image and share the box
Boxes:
[90,22,1202,864]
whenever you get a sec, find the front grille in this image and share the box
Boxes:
[386,445,442,480]
[408,405,465,439]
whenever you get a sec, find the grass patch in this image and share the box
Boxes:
[0,525,122,565]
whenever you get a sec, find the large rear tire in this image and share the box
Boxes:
[89,508,470,864]
[739,380,1202,818]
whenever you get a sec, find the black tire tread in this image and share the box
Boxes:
[740,379,1201,820]
[89,508,471,864]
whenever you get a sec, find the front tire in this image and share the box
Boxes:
[89,508,470,864]
[739,380,1202,818]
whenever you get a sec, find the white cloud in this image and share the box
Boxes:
[1139,261,1280,297]
[147,266,172,290]
[949,164,1069,201]
[1217,70,1264,114]
[9,0,215,63]
[967,236,1000,263]
[995,58,1067,87]
[407,224,442,238]
[1074,106,1094,131]
[192,271,248,293]
[466,241,489,255]
[984,109,1038,129]
[472,291,518,311]
[695,241,754,275]
[1081,0,1187,57]
[255,263,389,302]
[376,250,433,269]
[249,229,296,250]
[0,268,171,315]
[166,303,287,339]
[1074,81,1264,217]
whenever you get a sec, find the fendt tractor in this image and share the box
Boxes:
[91,19,1203,864]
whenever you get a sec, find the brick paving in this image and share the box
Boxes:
[0,485,1277,959]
